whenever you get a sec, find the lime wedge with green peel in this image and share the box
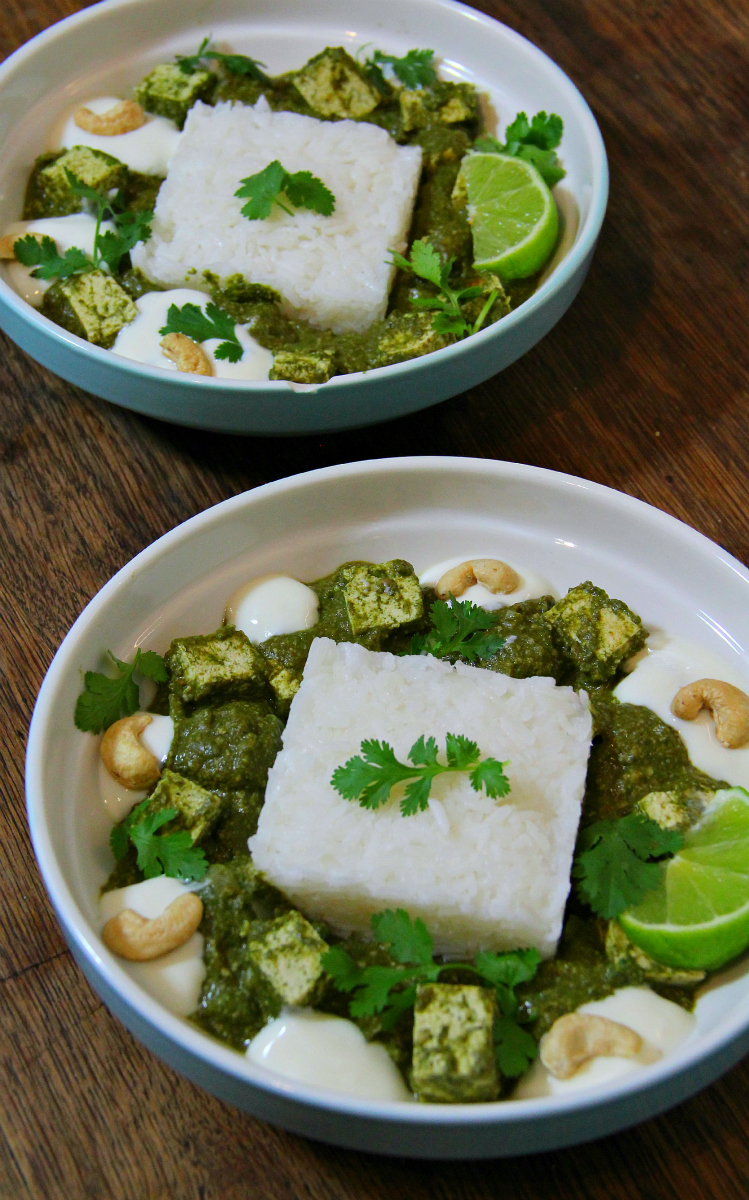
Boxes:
[619,788,749,970]
[458,152,559,280]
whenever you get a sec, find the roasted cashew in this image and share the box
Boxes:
[0,230,44,260]
[102,893,203,961]
[74,100,146,136]
[540,1012,643,1079]
[671,678,749,748]
[160,331,213,376]
[435,558,520,600]
[100,712,161,790]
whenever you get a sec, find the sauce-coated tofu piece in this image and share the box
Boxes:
[166,627,268,707]
[413,983,499,1103]
[41,270,137,348]
[24,146,128,219]
[145,768,225,843]
[543,581,647,685]
[247,910,329,1006]
[341,559,423,635]
[134,63,214,129]
[269,349,335,384]
[293,47,380,120]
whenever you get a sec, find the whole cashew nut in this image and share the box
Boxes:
[671,678,749,749]
[74,100,147,136]
[540,1012,643,1079]
[100,712,161,790]
[160,331,213,376]
[102,893,203,961]
[435,558,520,600]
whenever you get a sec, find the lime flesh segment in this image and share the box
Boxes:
[459,152,559,280]
[619,790,749,970]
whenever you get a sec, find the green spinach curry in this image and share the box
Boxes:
[102,560,724,1100]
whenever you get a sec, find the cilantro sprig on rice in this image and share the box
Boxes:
[331,732,510,816]
[235,161,335,221]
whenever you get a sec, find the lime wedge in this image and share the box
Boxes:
[458,152,559,280]
[619,788,749,970]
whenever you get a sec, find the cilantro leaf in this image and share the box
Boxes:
[389,239,496,339]
[372,909,434,966]
[410,595,506,663]
[159,301,243,363]
[235,160,289,219]
[332,733,510,816]
[494,1016,538,1077]
[75,648,166,734]
[370,48,437,89]
[96,209,153,273]
[61,170,153,271]
[111,801,207,882]
[13,234,91,281]
[176,36,270,82]
[283,170,335,216]
[473,110,566,188]
[235,161,335,220]
[473,947,541,1016]
[573,813,683,918]
[135,649,169,683]
[321,945,363,992]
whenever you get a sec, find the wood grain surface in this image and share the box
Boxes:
[2,0,749,1195]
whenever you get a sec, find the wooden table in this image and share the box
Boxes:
[3,0,749,1194]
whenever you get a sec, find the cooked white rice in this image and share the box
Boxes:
[249,639,592,959]
[132,98,422,334]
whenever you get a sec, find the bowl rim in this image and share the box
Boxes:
[25,455,749,1126]
[0,0,609,394]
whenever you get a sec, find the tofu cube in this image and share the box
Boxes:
[543,581,647,684]
[246,910,329,1006]
[293,47,381,119]
[605,920,705,986]
[399,82,477,134]
[374,312,450,367]
[269,349,335,385]
[341,559,423,634]
[24,146,127,219]
[134,63,215,128]
[413,983,499,1103]
[145,768,225,843]
[637,789,695,832]
[166,627,268,707]
[41,271,137,348]
[267,663,303,709]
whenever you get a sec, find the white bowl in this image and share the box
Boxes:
[0,0,607,435]
[26,457,749,1158]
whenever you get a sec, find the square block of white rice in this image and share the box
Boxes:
[132,97,422,334]
[250,639,592,959]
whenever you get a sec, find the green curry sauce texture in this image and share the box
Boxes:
[104,562,724,1099]
[21,47,536,378]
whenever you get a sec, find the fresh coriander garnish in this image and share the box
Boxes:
[331,733,510,817]
[66,170,154,273]
[573,813,684,918]
[365,48,437,90]
[13,235,90,281]
[158,301,244,362]
[176,35,270,83]
[74,649,168,734]
[410,595,506,663]
[235,161,335,220]
[389,239,497,339]
[474,111,565,188]
[110,797,207,882]
[323,908,540,1075]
